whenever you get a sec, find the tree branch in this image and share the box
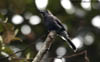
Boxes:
[32,31,56,62]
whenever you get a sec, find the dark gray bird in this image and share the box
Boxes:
[40,10,77,52]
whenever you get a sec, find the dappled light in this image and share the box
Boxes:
[35,41,43,51]
[10,46,21,57]
[84,32,95,46]
[75,8,86,17]
[1,46,5,50]
[61,0,75,14]
[56,46,67,57]
[54,58,63,62]
[24,12,33,20]
[12,14,24,25]
[35,0,48,10]
[21,24,31,35]
[91,15,100,29]
[80,0,91,11]
[1,51,9,57]
[61,0,73,10]
[72,37,83,49]
[63,24,68,31]
[29,15,41,25]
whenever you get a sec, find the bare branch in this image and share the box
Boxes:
[32,31,56,62]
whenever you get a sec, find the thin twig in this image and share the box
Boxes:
[63,50,90,62]
[0,41,35,60]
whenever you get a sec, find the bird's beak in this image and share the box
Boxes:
[38,9,44,13]
[39,11,43,13]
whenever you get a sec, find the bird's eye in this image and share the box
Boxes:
[45,11,48,13]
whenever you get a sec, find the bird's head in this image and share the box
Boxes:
[39,10,53,16]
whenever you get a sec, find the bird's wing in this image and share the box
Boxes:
[53,16,65,30]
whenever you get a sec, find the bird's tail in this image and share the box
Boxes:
[59,31,77,52]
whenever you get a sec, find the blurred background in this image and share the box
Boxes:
[0,0,100,62]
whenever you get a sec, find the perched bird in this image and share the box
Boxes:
[40,10,77,52]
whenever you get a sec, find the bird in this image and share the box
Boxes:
[39,10,77,52]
